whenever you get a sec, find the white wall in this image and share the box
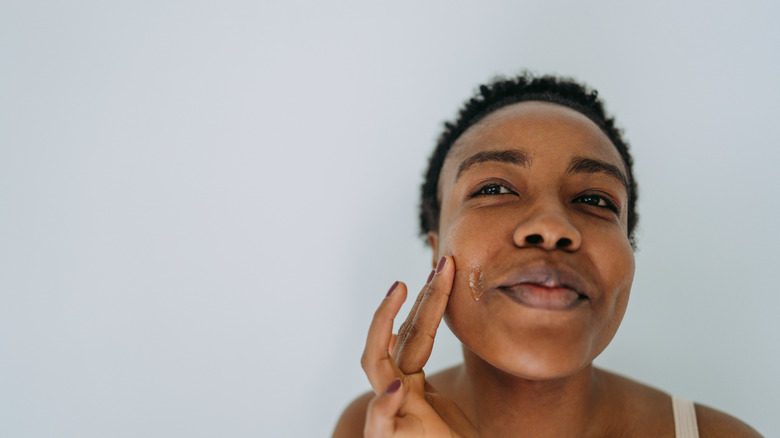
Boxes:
[1,1,778,436]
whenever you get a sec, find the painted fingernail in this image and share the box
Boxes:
[426,269,435,284]
[386,281,399,297]
[436,256,446,273]
[385,378,401,394]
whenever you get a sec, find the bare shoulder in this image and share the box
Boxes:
[695,403,763,437]
[597,368,761,437]
[596,368,676,436]
[331,390,373,438]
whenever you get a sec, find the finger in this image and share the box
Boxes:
[393,265,443,360]
[364,379,404,438]
[407,269,437,324]
[395,256,456,374]
[392,269,434,358]
[361,281,407,393]
[388,334,398,357]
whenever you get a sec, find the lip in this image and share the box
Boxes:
[495,264,590,310]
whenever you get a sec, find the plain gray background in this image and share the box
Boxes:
[1,1,778,436]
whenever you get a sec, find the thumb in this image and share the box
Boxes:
[364,379,404,438]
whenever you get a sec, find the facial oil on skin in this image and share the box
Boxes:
[468,266,485,301]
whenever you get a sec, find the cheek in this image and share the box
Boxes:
[605,237,635,304]
[591,233,635,348]
[438,217,499,302]
[439,220,494,332]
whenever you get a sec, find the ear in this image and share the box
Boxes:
[427,231,439,269]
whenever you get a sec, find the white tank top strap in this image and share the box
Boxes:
[672,396,700,438]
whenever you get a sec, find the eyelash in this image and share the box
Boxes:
[471,183,619,213]
[470,183,515,197]
[573,193,619,213]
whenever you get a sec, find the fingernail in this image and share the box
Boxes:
[426,269,435,284]
[385,379,401,394]
[436,256,446,273]
[386,281,399,297]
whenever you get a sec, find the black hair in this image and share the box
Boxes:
[419,73,639,248]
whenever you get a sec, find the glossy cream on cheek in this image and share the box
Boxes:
[442,220,488,302]
[468,265,485,301]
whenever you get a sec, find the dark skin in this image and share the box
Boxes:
[333,102,762,438]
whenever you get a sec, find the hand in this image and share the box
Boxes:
[360,256,477,438]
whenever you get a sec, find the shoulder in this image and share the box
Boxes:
[596,369,676,436]
[597,370,761,438]
[331,390,374,438]
[595,369,762,437]
[695,403,763,438]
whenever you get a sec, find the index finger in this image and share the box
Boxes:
[394,256,455,374]
[361,281,408,393]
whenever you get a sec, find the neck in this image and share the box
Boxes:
[455,347,609,438]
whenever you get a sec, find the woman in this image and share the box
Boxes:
[333,74,761,437]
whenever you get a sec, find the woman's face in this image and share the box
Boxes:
[430,101,635,380]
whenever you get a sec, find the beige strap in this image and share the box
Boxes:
[672,396,700,438]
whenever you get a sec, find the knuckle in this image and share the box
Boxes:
[426,282,445,299]
[425,327,438,342]
[404,321,420,339]
[398,320,410,336]
[360,351,374,371]
[411,317,438,342]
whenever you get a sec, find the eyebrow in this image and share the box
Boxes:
[454,150,629,193]
[566,156,629,193]
[455,149,530,180]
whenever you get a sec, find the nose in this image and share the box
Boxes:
[512,204,582,252]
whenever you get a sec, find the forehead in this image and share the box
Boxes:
[442,101,625,178]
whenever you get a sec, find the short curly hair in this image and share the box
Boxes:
[419,73,639,248]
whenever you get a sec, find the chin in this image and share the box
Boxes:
[489,342,596,381]
[460,329,600,381]
[444,301,614,382]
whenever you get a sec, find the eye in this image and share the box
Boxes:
[472,183,515,197]
[573,193,618,213]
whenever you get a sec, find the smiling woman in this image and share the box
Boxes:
[332,74,762,438]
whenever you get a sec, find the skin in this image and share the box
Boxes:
[332,102,762,438]
[432,101,634,385]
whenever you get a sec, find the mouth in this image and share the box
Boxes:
[496,264,590,311]
[499,284,587,310]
